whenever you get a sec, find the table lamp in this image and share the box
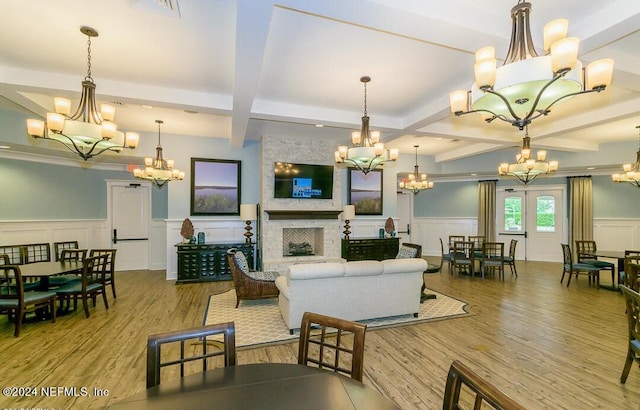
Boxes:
[240,204,258,243]
[342,205,355,239]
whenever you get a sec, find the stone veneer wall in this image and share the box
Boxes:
[261,135,343,271]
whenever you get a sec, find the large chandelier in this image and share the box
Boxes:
[498,127,558,184]
[399,145,433,194]
[132,120,184,188]
[26,27,139,160]
[449,1,614,131]
[335,76,398,174]
[612,126,640,187]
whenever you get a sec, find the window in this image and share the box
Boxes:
[536,195,555,232]
[504,196,522,231]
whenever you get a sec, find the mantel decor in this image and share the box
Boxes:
[190,158,241,215]
[349,168,383,215]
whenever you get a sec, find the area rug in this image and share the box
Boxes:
[203,289,469,348]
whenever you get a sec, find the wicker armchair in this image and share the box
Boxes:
[226,249,279,308]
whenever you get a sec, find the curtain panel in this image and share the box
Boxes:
[478,180,496,242]
[568,176,593,253]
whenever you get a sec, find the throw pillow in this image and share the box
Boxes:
[234,251,250,274]
[396,245,418,259]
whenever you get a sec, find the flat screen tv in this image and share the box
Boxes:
[274,162,334,199]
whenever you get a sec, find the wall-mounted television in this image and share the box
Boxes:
[274,162,334,199]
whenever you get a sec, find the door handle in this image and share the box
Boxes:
[113,229,117,244]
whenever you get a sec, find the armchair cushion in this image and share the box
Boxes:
[234,251,250,274]
[396,245,418,259]
[246,270,280,281]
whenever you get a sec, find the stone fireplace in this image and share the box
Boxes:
[260,135,344,272]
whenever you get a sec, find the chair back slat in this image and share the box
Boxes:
[0,246,22,264]
[54,241,79,261]
[146,322,236,388]
[21,243,51,264]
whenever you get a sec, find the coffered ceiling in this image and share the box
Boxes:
[1,0,639,165]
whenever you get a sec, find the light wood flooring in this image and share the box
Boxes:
[1,258,639,409]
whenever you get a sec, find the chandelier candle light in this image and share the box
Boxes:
[132,120,184,188]
[612,126,640,187]
[26,26,139,160]
[335,76,399,174]
[399,145,434,194]
[498,127,558,184]
[449,1,614,130]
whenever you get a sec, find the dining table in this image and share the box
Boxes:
[19,260,83,290]
[589,250,628,290]
[105,363,400,410]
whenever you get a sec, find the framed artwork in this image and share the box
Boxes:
[190,158,241,215]
[348,168,383,215]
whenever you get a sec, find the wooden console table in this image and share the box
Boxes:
[176,242,254,283]
[341,237,399,261]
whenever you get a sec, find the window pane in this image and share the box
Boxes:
[504,196,522,231]
[536,195,555,232]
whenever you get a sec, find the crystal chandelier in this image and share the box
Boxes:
[399,145,434,194]
[498,127,558,184]
[132,120,184,188]
[335,76,398,174]
[26,26,139,160]
[449,1,614,131]
[612,126,640,187]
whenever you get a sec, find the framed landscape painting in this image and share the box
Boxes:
[348,168,383,215]
[190,158,241,215]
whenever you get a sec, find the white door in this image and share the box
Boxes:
[497,186,566,262]
[108,181,151,271]
[396,191,412,242]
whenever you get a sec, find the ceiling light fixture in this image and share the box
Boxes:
[132,120,184,188]
[449,1,614,131]
[335,76,398,174]
[498,126,558,184]
[26,26,139,160]
[612,126,640,187]
[399,145,434,194]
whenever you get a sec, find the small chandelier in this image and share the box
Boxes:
[26,26,139,160]
[612,126,640,187]
[498,127,558,184]
[399,145,433,194]
[132,120,184,188]
[449,1,614,131]
[335,76,399,174]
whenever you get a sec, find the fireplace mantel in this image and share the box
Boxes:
[265,210,342,220]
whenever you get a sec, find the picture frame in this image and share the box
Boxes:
[348,168,383,215]
[190,158,241,215]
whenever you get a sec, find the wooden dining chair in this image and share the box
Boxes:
[89,249,117,299]
[448,235,466,251]
[481,242,506,280]
[146,322,236,388]
[575,240,615,286]
[440,238,454,274]
[20,243,51,264]
[622,250,640,287]
[561,244,600,288]
[443,360,527,410]
[0,265,57,337]
[55,254,109,318]
[0,245,22,265]
[620,285,640,384]
[298,311,367,382]
[452,241,475,277]
[504,239,518,277]
[53,241,79,261]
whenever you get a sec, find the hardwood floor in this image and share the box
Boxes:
[1,258,639,409]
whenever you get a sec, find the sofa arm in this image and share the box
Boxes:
[382,258,428,274]
[275,276,289,299]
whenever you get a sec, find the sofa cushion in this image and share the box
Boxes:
[288,262,345,280]
[344,260,384,277]
[396,245,418,259]
[382,258,428,274]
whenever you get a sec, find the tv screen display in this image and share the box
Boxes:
[274,163,334,199]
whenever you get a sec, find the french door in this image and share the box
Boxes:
[496,186,566,262]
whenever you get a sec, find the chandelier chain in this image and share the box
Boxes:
[85,34,93,82]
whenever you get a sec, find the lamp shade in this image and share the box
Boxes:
[240,204,257,221]
[343,205,356,220]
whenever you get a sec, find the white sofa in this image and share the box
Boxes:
[274,258,428,332]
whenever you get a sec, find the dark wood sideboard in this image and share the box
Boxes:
[341,237,399,261]
[176,242,254,283]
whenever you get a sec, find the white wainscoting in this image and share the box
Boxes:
[0,219,167,271]
[165,219,247,280]
[409,217,479,257]
[594,218,640,252]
